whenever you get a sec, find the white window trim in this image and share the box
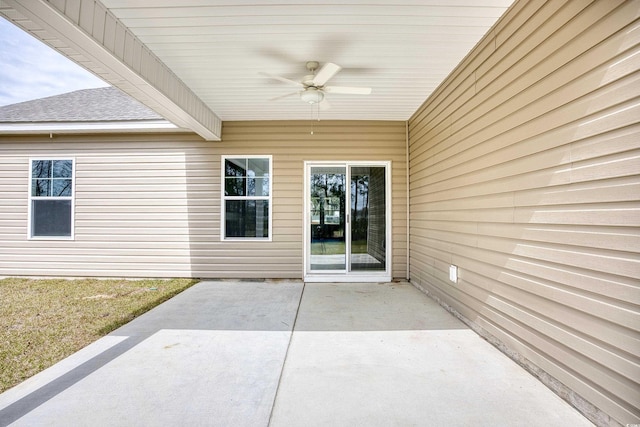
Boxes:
[220,155,273,241]
[28,157,76,240]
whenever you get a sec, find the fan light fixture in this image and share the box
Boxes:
[300,87,324,104]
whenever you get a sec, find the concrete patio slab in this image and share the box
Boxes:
[271,282,593,427]
[0,280,303,427]
[0,280,593,426]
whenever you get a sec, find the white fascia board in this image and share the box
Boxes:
[2,0,221,141]
[0,120,184,134]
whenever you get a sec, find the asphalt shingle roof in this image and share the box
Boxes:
[0,87,163,122]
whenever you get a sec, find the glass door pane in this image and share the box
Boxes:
[350,167,386,271]
[310,166,346,271]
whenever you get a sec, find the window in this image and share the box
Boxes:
[29,159,74,238]
[222,156,271,240]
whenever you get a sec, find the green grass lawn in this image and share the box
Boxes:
[0,277,197,393]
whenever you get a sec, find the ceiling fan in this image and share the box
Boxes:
[262,61,372,110]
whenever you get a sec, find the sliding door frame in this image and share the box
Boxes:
[303,160,392,282]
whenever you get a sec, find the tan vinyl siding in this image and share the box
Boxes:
[408,0,639,426]
[0,120,407,279]
[221,121,408,279]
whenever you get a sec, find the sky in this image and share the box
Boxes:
[0,17,109,107]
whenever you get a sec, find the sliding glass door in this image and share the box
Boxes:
[305,162,390,281]
[350,166,386,272]
[309,166,347,271]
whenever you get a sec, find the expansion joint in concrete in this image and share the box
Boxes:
[267,282,306,426]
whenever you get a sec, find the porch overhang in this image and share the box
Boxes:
[0,0,221,141]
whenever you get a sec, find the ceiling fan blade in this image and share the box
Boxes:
[313,62,342,86]
[269,92,299,101]
[259,72,303,87]
[324,85,372,95]
[319,98,331,111]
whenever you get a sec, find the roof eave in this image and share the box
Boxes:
[0,120,187,135]
[2,0,221,141]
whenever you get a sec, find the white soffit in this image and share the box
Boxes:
[1,0,513,125]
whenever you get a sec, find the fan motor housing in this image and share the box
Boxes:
[302,75,316,87]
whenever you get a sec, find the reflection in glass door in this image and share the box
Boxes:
[350,166,386,272]
[309,166,346,271]
[306,162,389,280]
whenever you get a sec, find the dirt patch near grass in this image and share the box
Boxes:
[0,277,198,393]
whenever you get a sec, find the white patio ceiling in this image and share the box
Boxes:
[1,0,513,137]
